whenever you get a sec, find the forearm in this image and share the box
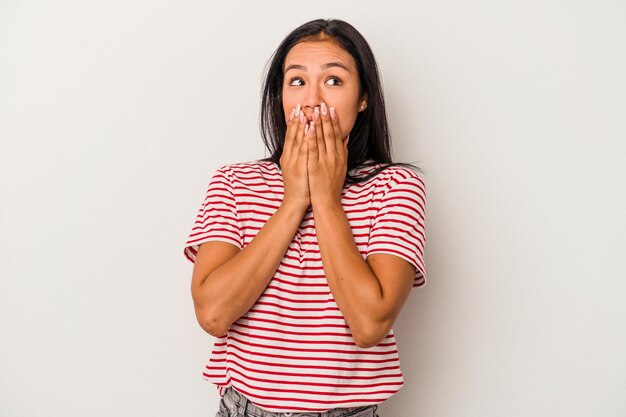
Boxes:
[198,202,308,335]
[312,200,384,347]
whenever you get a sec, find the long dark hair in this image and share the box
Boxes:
[257,18,424,185]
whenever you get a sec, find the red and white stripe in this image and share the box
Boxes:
[183,160,426,413]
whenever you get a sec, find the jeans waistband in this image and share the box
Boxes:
[223,386,378,417]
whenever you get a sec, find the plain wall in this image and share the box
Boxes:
[1,1,624,416]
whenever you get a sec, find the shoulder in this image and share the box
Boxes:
[379,167,426,214]
[218,160,279,181]
[390,166,425,187]
[370,165,425,193]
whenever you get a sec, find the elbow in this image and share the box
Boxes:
[192,286,229,337]
[354,334,380,349]
[196,310,228,338]
[353,319,390,349]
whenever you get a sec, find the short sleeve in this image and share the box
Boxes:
[366,169,427,287]
[183,165,243,263]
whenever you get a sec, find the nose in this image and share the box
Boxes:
[303,85,324,120]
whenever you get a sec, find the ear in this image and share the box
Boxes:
[359,92,368,112]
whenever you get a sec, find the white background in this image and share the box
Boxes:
[1,1,625,416]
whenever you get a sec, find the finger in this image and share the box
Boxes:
[307,120,318,164]
[320,102,336,157]
[329,106,347,159]
[283,105,299,157]
[291,108,307,160]
[299,117,309,165]
[313,106,325,156]
[292,110,307,157]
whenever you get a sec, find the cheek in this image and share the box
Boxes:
[282,99,293,119]
[343,113,360,136]
[337,106,358,125]
[282,94,297,113]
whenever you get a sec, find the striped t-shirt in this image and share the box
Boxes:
[183,159,426,413]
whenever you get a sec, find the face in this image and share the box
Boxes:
[282,40,367,140]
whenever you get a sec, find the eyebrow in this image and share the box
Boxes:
[284,62,351,74]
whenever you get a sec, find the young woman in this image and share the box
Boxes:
[183,18,427,417]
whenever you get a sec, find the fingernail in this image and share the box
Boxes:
[299,112,305,123]
[330,107,336,120]
[320,102,327,115]
[314,106,320,121]
[295,104,301,116]
[304,122,309,135]
[289,107,295,121]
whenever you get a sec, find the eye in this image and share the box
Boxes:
[326,76,343,86]
[288,77,304,87]
[287,76,343,87]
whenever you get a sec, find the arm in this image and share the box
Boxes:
[312,201,416,348]
[302,103,421,348]
[192,201,308,337]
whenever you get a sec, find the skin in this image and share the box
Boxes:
[280,40,368,209]
[274,39,417,348]
[282,40,366,142]
[191,38,419,349]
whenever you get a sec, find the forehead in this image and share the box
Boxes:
[284,41,356,71]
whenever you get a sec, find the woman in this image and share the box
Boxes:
[183,18,426,417]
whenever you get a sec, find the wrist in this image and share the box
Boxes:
[280,200,310,214]
[311,197,342,211]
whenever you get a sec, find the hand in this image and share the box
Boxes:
[279,104,311,210]
[305,102,348,208]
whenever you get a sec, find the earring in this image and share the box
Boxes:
[360,103,367,110]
